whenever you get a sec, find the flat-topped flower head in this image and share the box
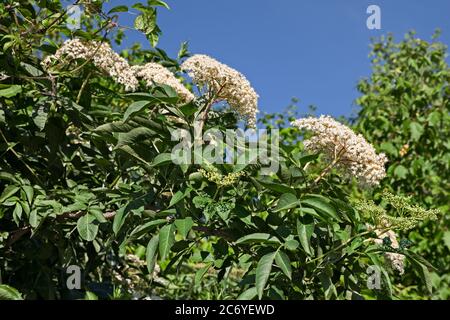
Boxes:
[181,54,259,127]
[42,39,138,92]
[292,115,388,187]
[131,63,194,102]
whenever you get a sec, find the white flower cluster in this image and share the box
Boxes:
[291,115,388,187]
[42,39,138,91]
[373,228,405,275]
[132,63,194,102]
[181,54,259,127]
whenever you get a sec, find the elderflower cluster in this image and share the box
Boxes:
[181,54,259,127]
[372,227,405,275]
[291,115,388,187]
[198,166,245,187]
[131,63,194,102]
[42,39,138,91]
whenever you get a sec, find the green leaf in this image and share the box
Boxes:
[180,103,197,117]
[275,250,292,280]
[146,235,159,274]
[169,190,187,208]
[108,5,128,14]
[301,196,340,221]
[235,233,281,245]
[123,100,152,121]
[152,153,173,166]
[129,219,167,239]
[284,239,299,251]
[149,0,170,9]
[194,262,211,285]
[22,186,34,204]
[394,165,408,179]
[76,214,98,241]
[112,207,126,235]
[297,220,314,256]
[116,127,156,147]
[237,287,257,300]
[408,256,433,294]
[13,203,23,225]
[380,142,397,156]
[409,122,424,141]
[174,217,193,239]
[427,111,440,127]
[443,231,450,251]
[84,291,98,300]
[159,223,175,261]
[20,62,43,77]
[117,145,152,168]
[0,285,23,300]
[0,85,22,98]
[0,186,19,203]
[273,193,299,212]
[253,178,296,195]
[255,252,276,299]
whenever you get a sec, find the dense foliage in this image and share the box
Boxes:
[0,1,446,300]
[354,31,450,299]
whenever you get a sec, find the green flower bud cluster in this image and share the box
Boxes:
[355,191,440,231]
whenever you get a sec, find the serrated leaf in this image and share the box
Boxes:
[169,190,185,208]
[273,193,299,212]
[297,220,314,256]
[123,100,152,121]
[174,217,193,239]
[22,186,34,204]
[256,252,276,299]
[194,262,211,285]
[13,203,22,225]
[301,196,340,221]
[275,250,292,280]
[159,223,175,261]
[112,207,126,235]
[443,231,450,251]
[237,287,257,300]
[129,219,167,239]
[152,152,173,166]
[108,5,128,14]
[76,214,98,241]
[116,127,156,147]
[146,235,159,274]
[235,233,281,245]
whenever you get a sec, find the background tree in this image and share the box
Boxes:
[354,31,450,299]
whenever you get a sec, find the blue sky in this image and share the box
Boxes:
[101,0,450,118]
